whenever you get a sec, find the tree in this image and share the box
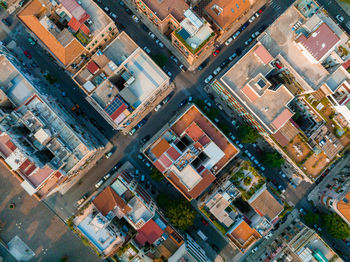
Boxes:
[166,200,196,230]
[243,176,252,186]
[323,213,350,239]
[150,168,164,181]
[304,212,320,226]
[262,152,285,168]
[156,192,170,209]
[237,124,260,143]
[151,54,167,67]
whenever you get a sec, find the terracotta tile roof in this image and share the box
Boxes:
[241,85,259,102]
[198,135,210,146]
[158,153,173,168]
[205,0,251,30]
[135,219,164,246]
[271,108,293,130]
[5,140,17,151]
[59,0,90,23]
[337,191,350,224]
[249,188,283,221]
[68,17,81,32]
[18,0,85,67]
[93,186,131,216]
[153,160,166,173]
[140,0,189,21]
[151,138,170,159]
[254,45,274,65]
[272,131,289,147]
[228,220,260,245]
[86,60,99,74]
[185,122,204,142]
[166,147,181,161]
[296,23,340,61]
[80,23,90,35]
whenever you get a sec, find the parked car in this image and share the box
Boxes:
[23,50,32,59]
[179,64,186,72]
[213,49,220,56]
[245,38,253,46]
[132,15,140,23]
[265,232,273,239]
[141,24,149,32]
[104,6,109,12]
[28,37,36,45]
[251,31,260,38]
[225,37,233,46]
[201,218,209,226]
[154,104,162,112]
[95,179,104,189]
[103,173,111,181]
[204,75,213,84]
[113,162,122,171]
[213,66,222,75]
[211,244,219,253]
[129,128,136,136]
[110,12,118,20]
[156,39,164,48]
[148,32,156,39]
[229,53,237,61]
[105,151,113,159]
[251,246,258,253]
[188,96,193,103]
[125,8,133,15]
[336,15,344,23]
[204,99,212,107]
[241,22,249,31]
[249,15,256,23]
[137,154,144,160]
[142,135,151,144]
[178,99,187,108]
[170,55,178,64]
[143,46,151,54]
[77,194,88,205]
[221,59,229,68]
[119,0,125,6]
[232,30,241,39]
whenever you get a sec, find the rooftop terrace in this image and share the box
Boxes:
[140,0,189,21]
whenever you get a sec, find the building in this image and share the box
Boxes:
[0,54,101,200]
[130,0,216,70]
[204,0,266,43]
[226,219,261,253]
[73,32,171,132]
[324,190,350,226]
[143,104,239,201]
[273,219,343,262]
[248,185,284,223]
[18,0,117,71]
[210,3,349,180]
[168,234,210,262]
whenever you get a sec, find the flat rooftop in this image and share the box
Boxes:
[141,0,189,21]
[221,43,295,133]
[258,6,330,90]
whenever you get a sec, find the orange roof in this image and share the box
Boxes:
[185,122,204,141]
[271,108,293,130]
[18,0,85,67]
[337,191,350,224]
[241,85,259,102]
[254,45,274,65]
[151,138,170,158]
[68,17,81,32]
[205,0,251,30]
[93,186,131,216]
[228,220,261,245]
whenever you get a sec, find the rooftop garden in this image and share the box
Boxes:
[173,29,215,55]
[75,30,91,46]
[230,161,265,201]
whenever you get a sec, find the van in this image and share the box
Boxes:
[197,230,208,241]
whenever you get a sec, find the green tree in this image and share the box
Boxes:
[60,256,68,262]
[304,212,320,226]
[237,124,260,143]
[323,213,350,239]
[156,192,170,209]
[243,176,252,186]
[166,200,196,230]
[262,152,285,168]
[150,168,164,181]
[151,54,167,67]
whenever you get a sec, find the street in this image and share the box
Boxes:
[1,0,349,261]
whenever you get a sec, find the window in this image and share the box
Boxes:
[236,3,239,8]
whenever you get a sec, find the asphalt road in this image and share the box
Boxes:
[316,0,350,33]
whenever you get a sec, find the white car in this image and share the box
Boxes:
[110,12,118,20]
[204,75,213,84]
[336,15,344,23]
[265,232,273,239]
[251,246,258,253]
[249,15,256,23]
[95,179,104,189]
[156,39,164,48]
[232,30,240,39]
[213,66,221,75]
[225,37,233,46]
[170,55,178,64]
[103,173,111,180]
[154,104,162,111]
[148,32,155,39]
[143,46,151,54]
[132,15,140,23]
[251,31,260,38]
[104,6,109,12]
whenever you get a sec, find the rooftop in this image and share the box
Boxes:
[145,105,239,200]
[205,0,252,30]
[74,32,168,124]
[134,219,164,246]
[336,191,350,225]
[226,219,261,252]
[248,185,284,222]
[18,0,113,67]
[220,43,295,134]
[296,23,340,62]
[140,0,189,21]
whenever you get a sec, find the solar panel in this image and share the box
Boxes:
[178,28,190,40]
[105,97,123,116]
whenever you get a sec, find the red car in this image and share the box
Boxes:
[201,218,209,226]
[24,50,32,59]
[213,49,220,56]
[258,9,263,14]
